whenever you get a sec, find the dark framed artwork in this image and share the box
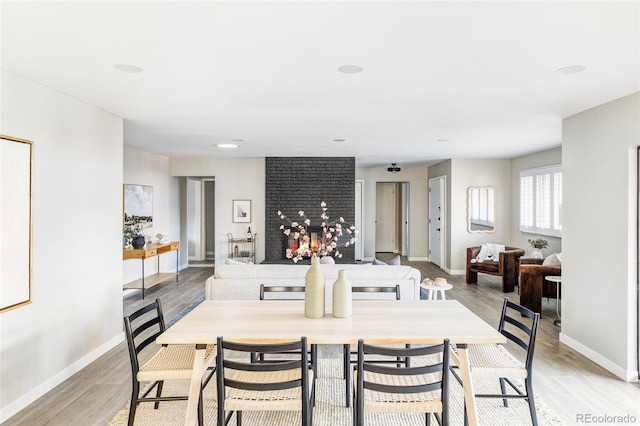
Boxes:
[1,135,33,313]
[124,184,153,228]
[232,199,251,223]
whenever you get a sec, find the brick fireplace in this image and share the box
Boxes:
[264,157,355,264]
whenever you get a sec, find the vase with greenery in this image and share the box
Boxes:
[528,238,548,259]
[123,223,142,248]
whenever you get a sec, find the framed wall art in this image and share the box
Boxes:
[124,184,153,228]
[232,199,251,223]
[1,135,33,313]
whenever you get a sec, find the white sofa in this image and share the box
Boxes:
[206,263,421,301]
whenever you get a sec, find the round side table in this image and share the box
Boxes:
[420,282,453,300]
[545,275,562,326]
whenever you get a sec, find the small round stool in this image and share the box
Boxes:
[420,282,453,300]
[545,275,562,326]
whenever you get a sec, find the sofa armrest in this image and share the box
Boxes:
[520,258,544,266]
[498,248,525,273]
[466,246,481,264]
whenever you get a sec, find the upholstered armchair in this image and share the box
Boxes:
[519,258,561,314]
[466,246,525,292]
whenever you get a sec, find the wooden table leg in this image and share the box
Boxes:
[184,344,207,426]
[456,343,479,426]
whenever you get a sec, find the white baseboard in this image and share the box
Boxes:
[363,257,375,262]
[446,269,465,276]
[1,333,124,423]
[408,257,429,262]
[559,332,639,382]
[179,263,190,271]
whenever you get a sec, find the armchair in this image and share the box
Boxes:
[519,258,561,314]
[466,246,525,292]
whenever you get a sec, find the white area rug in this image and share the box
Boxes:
[110,358,564,425]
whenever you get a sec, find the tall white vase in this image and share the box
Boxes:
[305,256,325,318]
[332,269,352,318]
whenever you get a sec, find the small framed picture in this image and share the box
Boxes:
[232,199,251,223]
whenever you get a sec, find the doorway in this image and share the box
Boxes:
[375,182,409,255]
[428,176,446,269]
[186,177,215,267]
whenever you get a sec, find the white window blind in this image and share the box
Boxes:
[520,165,562,236]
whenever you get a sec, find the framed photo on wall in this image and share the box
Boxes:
[124,184,153,228]
[233,199,251,223]
[1,135,33,313]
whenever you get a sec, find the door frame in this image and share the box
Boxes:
[428,176,446,269]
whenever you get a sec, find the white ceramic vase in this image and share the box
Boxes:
[305,256,325,318]
[531,248,543,259]
[332,269,352,318]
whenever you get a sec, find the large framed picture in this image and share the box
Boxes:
[1,135,33,313]
[124,184,153,228]
[232,199,251,223]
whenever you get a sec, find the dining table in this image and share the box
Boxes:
[157,299,506,426]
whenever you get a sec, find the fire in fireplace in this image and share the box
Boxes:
[282,226,323,259]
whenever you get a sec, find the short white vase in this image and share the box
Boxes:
[531,248,543,259]
[305,256,325,318]
[332,269,352,318]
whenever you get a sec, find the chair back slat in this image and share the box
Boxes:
[224,378,303,392]
[498,298,540,370]
[352,285,400,300]
[260,285,305,300]
[364,363,441,376]
[365,381,443,395]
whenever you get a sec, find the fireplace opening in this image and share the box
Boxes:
[282,226,323,259]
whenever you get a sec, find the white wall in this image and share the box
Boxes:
[449,159,511,274]
[428,160,452,270]
[123,146,181,282]
[509,147,562,257]
[171,157,265,265]
[0,70,124,421]
[355,165,429,261]
[561,92,639,381]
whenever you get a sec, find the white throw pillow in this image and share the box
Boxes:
[542,253,562,267]
[319,256,335,264]
[373,255,401,265]
[225,258,249,265]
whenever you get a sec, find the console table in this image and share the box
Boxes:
[123,241,180,299]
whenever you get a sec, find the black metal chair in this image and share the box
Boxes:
[216,336,314,426]
[343,285,407,407]
[123,298,216,426]
[450,298,540,426]
[353,339,450,426]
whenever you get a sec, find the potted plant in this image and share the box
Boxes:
[527,238,548,259]
[124,223,144,249]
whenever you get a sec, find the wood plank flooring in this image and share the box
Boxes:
[4,257,639,426]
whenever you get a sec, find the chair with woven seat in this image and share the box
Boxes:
[342,285,407,408]
[450,298,540,426]
[123,298,216,426]
[216,336,314,426]
[353,338,450,426]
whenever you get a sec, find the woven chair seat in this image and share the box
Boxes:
[354,370,443,413]
[223,367,315,412]
[137,344,216,382]
[464,344,527,379]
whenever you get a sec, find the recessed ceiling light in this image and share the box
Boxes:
[231,139,244,142]
[556,65,586,75]
[215,144,239,148]
[114,64,143,73]
[436,138,450,142]
[333,139,346,142]
[337,64,364,74]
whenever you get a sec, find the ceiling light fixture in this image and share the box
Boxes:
[556,65,586,75]
[114,64,143,73]
[387,163,401,173]
[215,143,239,148]
[337,64,364,74]
[333,138,346,142]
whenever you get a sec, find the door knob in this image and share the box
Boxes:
[436,228,441,231]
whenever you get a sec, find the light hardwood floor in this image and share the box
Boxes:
[4,257,639,426]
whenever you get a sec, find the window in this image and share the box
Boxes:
[520,165,562,236]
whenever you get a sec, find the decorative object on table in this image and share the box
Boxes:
[246,226,252,241]
[233,244,239,257]
[232,199,251,223]
[155,233,169,244]
[123,222,142,248]
[319,255,335,264]
[131,235,146,249]
[277,201,359,263]
[305,256,325,318]
[434,277,448,286]
[123,184,153,228]
[528,238,549,259]
[332,269,352,318]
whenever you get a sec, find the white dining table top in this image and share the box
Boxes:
[157,299,506,346]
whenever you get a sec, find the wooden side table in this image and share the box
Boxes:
[545,275,562,325]
[123,241,180,299]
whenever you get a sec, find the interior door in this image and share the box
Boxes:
[429,177,444,268]
[376,182,396,252]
